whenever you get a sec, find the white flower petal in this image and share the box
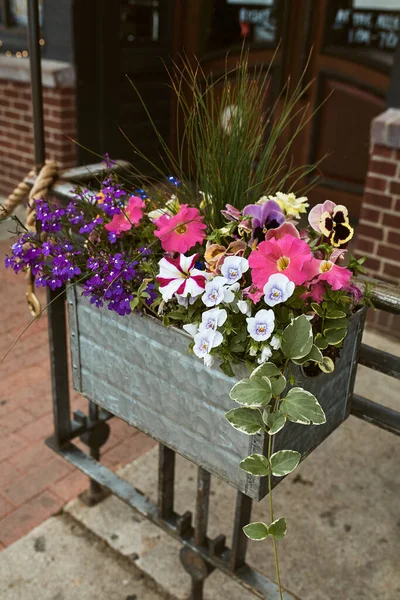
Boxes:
[211,330,223,348]
[158,257,184,280]
[270,335,281,350]
[204,354,214,368]
[160,278,185,302]
[184,277,205,299]
[183,323,198,338]
[179,253,198,273]
[258,345,272,364]
[237,300,251,317]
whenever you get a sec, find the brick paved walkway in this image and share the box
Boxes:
[0,237,156,549]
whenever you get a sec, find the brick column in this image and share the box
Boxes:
[0,56,76,197]
[356,108,400,338]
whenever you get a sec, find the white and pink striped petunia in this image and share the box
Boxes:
[157,254,207,302]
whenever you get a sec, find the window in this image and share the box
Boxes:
[207,0,281,52]
[120,0,160,45]
[323,0,400,70]
[0,0,43,55]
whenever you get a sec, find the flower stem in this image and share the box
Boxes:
[268,401,283,600]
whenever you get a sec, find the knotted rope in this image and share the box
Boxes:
[0,160,59,316]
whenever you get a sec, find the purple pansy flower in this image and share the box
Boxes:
[243,200,285,243]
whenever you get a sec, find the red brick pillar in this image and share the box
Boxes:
[0,56,76,197]
[356,108,400,338]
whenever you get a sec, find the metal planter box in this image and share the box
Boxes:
[67,287,366,501]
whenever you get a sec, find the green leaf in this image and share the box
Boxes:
[271,374,287,396]
[243,522,269,541]
[270,450,301,476]
[130,297,139,310]
[267,411,286,435]
[220,361,235,377]
[229,376,272,407]
[250,362,280,379]
[319,356,335,373]
[281,315,313,359]
[324,328,347,346]
[268,517,287,540]
[280,387,326,425]
[262,406,271,425]
[251,363,286,396]
[314,334,329,350]
[311,303,325,318]
[326,309,346,319]
[324,317,348,331]
[167,311,185,321]
[292,344,323,365]
[239,453,269,476]
[225,407,264,434]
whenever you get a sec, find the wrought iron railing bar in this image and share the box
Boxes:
[24,160,132,187]
[351,394,400,436]
[46,439,296,599]
[230,491,253,572]
[359,344,400,379]
[47,288,72,446]
[87,400,105,499]
[158,444,176,519]
[354,277,400,315]
[194,467,211,547]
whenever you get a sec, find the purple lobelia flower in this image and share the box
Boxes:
[243,200,285,243]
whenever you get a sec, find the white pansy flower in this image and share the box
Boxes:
[202,277,227,307]
[258,345,272,364]
[223,282,240,303]
[220,256,249,284]
[270,335,281,350]
[237,299,252,317]
[202,278,239,307]
[246,309,275,342]
[200,308,227,332]
[263,273,295,307]
[193,329,223,364]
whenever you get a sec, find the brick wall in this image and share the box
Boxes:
[0,57,76,197]
[356,109,400,338]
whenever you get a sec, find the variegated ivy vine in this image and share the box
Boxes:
[225,315,328,599]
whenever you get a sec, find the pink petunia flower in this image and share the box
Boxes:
[248,234,315,288]
[157,254,207,302]
[105,195,145,234]
[243,284,264,305]
[154,205,206,254]
[304,281,326,303]
[312,260,352,291]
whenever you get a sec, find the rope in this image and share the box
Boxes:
[0,160,59,317]
[0,169,35,221]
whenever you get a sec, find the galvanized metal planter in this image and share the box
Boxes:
[68,287,366,501]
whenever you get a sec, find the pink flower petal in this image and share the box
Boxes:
[265,222,300,240]
[308,200,336,233]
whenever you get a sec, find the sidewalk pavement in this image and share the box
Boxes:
[0,327,398,600]
[0,226,156,549]
[0,512,164,600]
